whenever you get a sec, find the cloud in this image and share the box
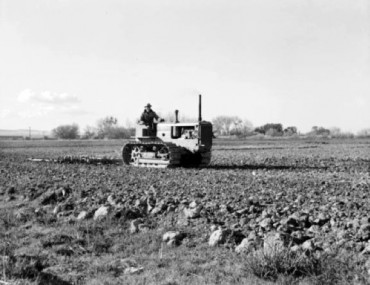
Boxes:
[17,89,86,118]
[17,89,79,105]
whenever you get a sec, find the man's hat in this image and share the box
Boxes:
[144,103,152,108]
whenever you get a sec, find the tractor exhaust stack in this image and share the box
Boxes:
[198,94,202,122]
[175,110,179,123]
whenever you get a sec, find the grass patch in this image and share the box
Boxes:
[246,248,320,281]
[245,247,368,284]
[307,251,368,285]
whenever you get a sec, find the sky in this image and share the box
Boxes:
[0,0,369,133]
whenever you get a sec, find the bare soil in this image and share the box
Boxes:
[0,138,370,284]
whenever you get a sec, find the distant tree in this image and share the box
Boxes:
[329,127,354,139]
[255,123,283,136]
[96,116,118,138]
[357,128,370,138]
[254,126,265,134]
[230,119,254,137]
[309,126,330,136]
[213,116,237,135]
[96,116,134,139]
[82,125,97,139]
[213,116,252,136]
[97,116,118,138]
[284,126,298,136]
[329,127,341,136]
[52,124,79,139]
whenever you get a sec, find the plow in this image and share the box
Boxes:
[27,155,121,165]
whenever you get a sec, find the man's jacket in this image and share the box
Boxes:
[140,110,159,126]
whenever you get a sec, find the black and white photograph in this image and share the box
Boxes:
[0,0,370,284]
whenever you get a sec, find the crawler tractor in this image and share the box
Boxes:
[122,95,212,168]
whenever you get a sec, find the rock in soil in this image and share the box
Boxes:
[93,206,110,220]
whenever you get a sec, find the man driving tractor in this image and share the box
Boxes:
[139,103,163,135]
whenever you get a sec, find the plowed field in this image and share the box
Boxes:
[1,138,370,284]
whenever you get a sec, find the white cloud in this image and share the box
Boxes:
[16,89,85,118]
[17,89,79,105]
[17,89,33,103]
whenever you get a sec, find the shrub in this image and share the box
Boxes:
[284,126,298,136]
[245,248,319,281]
[52,124,79,139]
[245,248,367,284]
[265,128,283,137]
[254,123,283,136]
[308,126,330,137]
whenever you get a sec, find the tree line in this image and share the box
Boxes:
[52,116,135,139]
[52,115,370,139]
[212,116,369,138]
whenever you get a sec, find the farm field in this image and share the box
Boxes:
[1,138,370,284]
